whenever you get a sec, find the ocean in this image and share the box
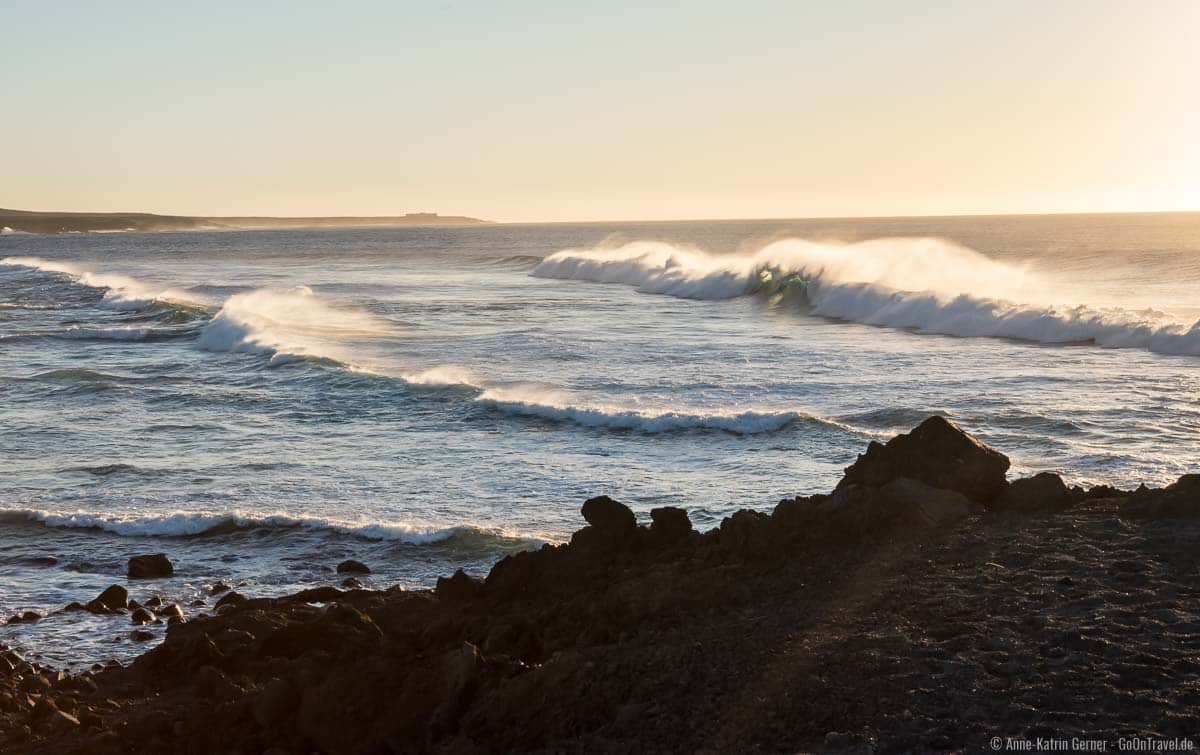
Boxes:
[2,212,1198,667]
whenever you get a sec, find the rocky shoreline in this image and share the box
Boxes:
[3,417,1199,753]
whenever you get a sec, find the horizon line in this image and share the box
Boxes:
[3,205,1200,227]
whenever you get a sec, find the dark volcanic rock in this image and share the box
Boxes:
[130,608,156,626]
[994,472,1072,513]
[214,591,247,610]
[436,569,484,602]
[87,584,129,614]
[836,415,1010,505]
[775,478,976,540]
[336,559,371,575]
[127,554,173,579]
[649,506,693,545]
[581,495,637,533]
[1121,475,1200,518]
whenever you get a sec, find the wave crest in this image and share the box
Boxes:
[0,507,537,546]
[197,286,392,365]
[532,239,1200,357]
[1,256,210,311]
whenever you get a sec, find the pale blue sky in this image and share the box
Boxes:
[3,1,1198,221]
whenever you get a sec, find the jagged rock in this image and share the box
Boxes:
[336,559,371,574]
[213,627,256,656]
[717,509,778,558]
[581,495,637,534]
[773,479,975,537]
[127,554,173,579]
[196,665,244,703]
[291,586,344,603]
[437,569,484,601]
[87,584,129,614]
[1121,475,1200,519]
[836,416,1010,505]
[994,472,1071,513]
[649,506,693,545]
[253,678,298,727]
[880,478,977,527]
[214,591,247,610]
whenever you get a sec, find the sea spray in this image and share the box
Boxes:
[1,256,210,310]
[532,238,1200,356]
[196,286,393,364]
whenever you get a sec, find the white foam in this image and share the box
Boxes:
[395,368,834,434]
[532,239,1200,357]
[0,256,208,310]
[196,286,393,364]
[0,507,509,544]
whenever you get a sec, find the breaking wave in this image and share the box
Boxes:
[0,256,210,311]
[532,239,1200,357]
[0,508,538,546]
[402,366,848,435]
[196,286,393,365]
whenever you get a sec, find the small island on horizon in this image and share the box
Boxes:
[0,207,491,234]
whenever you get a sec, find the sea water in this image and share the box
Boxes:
[2,213,1198,665]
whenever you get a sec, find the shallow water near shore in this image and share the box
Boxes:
[2,213,1199,665]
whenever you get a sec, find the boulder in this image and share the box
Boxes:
[649,506,693,545]
[993,472,1071,513]
[836,416,1010,505]
[581,495,637,534]
[1120,474,1200,519]
[87,584,129,614]
[436,569,484,602]
[130,629,155,642]
[130,607,156,626]
[214,591,247,610]
[880,478,977,527]
[336,559,371,575]
[127,554,173,579]
[210,582,232,595]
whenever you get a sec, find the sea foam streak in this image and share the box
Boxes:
[532,239,1200,357]
[0,508,536,546]
[0,256,209,310]
[402,367,841,435]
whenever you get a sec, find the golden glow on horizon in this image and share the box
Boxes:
[2,2,1198,223]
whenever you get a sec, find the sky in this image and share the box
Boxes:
[3,1,1199,222]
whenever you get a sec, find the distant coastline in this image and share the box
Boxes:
[0,208,491,234]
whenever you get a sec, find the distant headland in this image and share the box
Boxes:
[0,208,491,234]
